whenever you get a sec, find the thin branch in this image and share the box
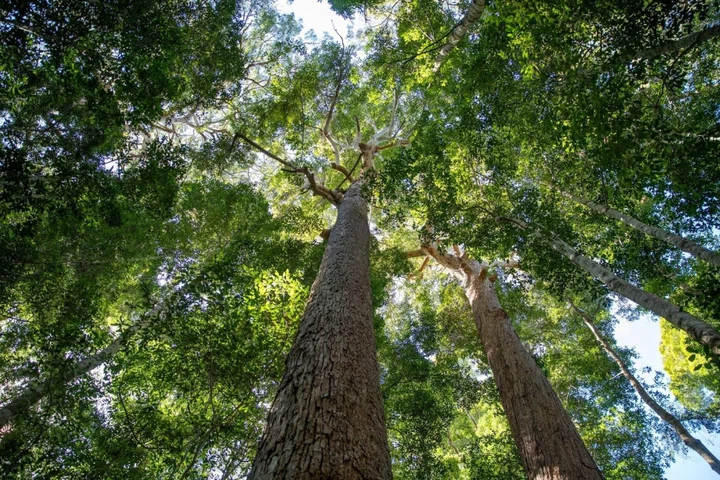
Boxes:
[233,132,302,172]
[409,256,431,280]
[333,152,363,190]
[234,132,340,205]
[331,162,354,183]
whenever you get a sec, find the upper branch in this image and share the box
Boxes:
[235,132,342,205]
[632,24,720,61]
[432,0,486,72]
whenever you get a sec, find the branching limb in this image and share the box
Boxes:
[301,167,341,205]
[415,257,430,279]
[413,241,519,283]
[235,132,342,205]
[331,162,354,183]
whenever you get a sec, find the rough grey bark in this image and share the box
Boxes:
[0,302,162,428]
[466,273,603,480]
[570,301,720,476]
[566,192,720,267]
[632,24,720,61]
[547,234,720,355]
[249,182,391,480]
[433,0,485,72]
[420,246,603,479]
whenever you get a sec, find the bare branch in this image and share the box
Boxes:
[233,132,302,172]
[409,257,431,280]
[234,132,341,205]
[331,162,354,183]
[331,20,346,50]
[302,167,341,205]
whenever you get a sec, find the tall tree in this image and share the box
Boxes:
[561,191,720,268]
[411,245,603,479]
[4,0,720,477]
[569,300,720,475]
[249,182,392,479]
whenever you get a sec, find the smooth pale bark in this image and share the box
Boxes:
[421,247,603,479]
[547,234,720,355]
[570,302,720,476]
[249,182,391,480]
[0,303,162,428]
[632,24,720,61]
[565,192,720,267]
[432,0,485,72]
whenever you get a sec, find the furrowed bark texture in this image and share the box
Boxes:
[571,303,720,475]
[548,236,720,355]
[567,193,720,267]
[0,303,160,428]
[249,182,391,480]
[466,275,603,480]
[433,0,485,72]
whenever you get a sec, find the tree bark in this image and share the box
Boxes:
[570,302,720,475]
[249,182,391,480]
[546,234,720,355]
[0,302,162,429]
[632,24,720,61]
[565,192,720,267]
[419,246,603,479]
[433,0,485,72]
[465,273,603,480]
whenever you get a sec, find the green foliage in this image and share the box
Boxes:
[327,0,385,17]
[3,0,720,477]
[660,320,720,415]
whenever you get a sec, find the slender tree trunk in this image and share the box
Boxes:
[0,303,161,429]
[465,273,603,479]
[419,246,603,479]
[249,182,391,479]
[433,0,485,72]
[564,192,720,267]
[570,301,720,476]
[546,234,720,355]
[632,24,720,61]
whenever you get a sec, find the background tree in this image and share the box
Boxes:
[2,0,720,478]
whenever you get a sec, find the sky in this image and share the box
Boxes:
[614,315,720,479]
[278,1,720,477]
[277,0,357,39]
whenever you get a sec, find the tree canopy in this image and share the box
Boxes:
[1,0,719,478]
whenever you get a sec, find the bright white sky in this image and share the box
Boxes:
[277,0,359,39]
[279,1,719,477]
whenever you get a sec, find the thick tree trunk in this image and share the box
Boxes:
[418,245,602,479]
[249,182,391,480]
[465,274,603,480]
[433,0,485,72]
[547,235,720,355]
[566,192,720,267]
[570,302,720,475]
[0,303,161,428]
